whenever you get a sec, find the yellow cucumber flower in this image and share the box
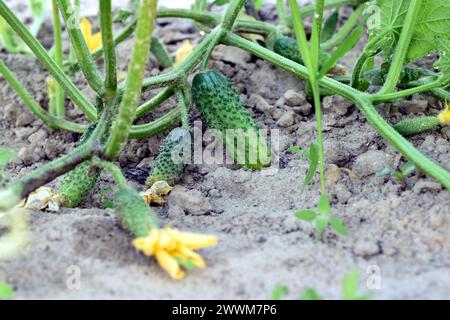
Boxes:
[80,18,102,53]
[133,227,218,280]
[438,106,450,124]
[174,40,193,67]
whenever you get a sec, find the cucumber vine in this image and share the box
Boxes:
[0,0,449,278]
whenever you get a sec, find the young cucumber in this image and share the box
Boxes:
[58,160,100,208]
[273,36,330,67]
[393,116,440,137]
[192,70,271,170]
[146,127,192,188]
[58,123,99,208]
[114,187,157,237]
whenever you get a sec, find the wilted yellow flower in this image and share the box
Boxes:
[133,227,218,280]
[19,187,60,212]
[140,181,173,206]
[80,18,102,53]
[174,40,193,67]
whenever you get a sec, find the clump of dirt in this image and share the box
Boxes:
[0,5,449,299]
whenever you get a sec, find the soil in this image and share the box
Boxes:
[0,3,449,300]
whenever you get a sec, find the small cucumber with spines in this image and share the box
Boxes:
[114,187,157,237]
[393,116,440,137]
[192,70,271,169]
[146,127,192,188]
[58,123,99,208]
[58,161,100,208]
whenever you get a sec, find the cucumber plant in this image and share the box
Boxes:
[0,0,449,278]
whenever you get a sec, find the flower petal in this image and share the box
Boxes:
[175,245,206,268]
[156,250,185,280]
[132,230,159,256]
[168,229,218,250]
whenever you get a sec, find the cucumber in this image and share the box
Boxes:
[192,70,271,169]
[58,123,100,208]
[146,127,192,188]
[58,160,100,208]
[114,187,157,237]
[273,36,330,67]
[393,116,440,137]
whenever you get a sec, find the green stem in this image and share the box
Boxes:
[176,89,189,129]
[222,0,247,31]
[371,79,446,104]
[156,8,220,27]
[321,5,364,51]
[290,0,326,194]
[94,160,127,188]
[135,86,175,119]
[0,0,97,121]
[105,0,158,159]
[130,106,181,139]
[378,0,422,95]
[99,0,117,99]
[56,0,104,93]
[222,32,450,189]
[51,0,65,119]
[351,29,390,90]
[0,58,86,133]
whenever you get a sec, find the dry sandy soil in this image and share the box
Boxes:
[0,2,449,299]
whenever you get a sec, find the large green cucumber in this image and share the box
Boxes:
[192,70,271,170]
[146,127,192,188]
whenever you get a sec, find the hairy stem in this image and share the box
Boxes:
[105,0,158,159]
[135,86,175,119]
[51,0,65,119]
[99,0,117,100]
[55,0,103,93]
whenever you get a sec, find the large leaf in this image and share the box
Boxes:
[374,0,450,62]
[434,37,450,75]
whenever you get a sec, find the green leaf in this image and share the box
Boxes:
[321,10,339,42]
[272,284,289,300]
[294,209,317,222]
[299,288,322,300]
[0,283,14,299]
[342,269,360,300]
[315,216,329,240]
[329,217,348,236]
[302,143,319,190]
[317,194,330,215]
[434,37,450,75]
[319,25,364,78]
[374,0,450,62]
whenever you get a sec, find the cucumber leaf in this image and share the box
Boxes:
[434,37,450,75]
[374,0,450,62]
